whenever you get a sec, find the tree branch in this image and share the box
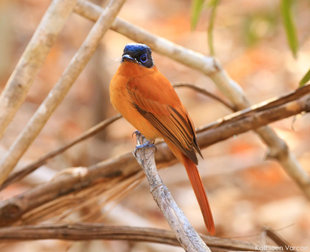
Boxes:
[133,132,211,251]
[0,0,126,185]
[0,86,308,227]
[0,224,279,251]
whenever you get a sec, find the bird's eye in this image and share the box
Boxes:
[139,53,148,64]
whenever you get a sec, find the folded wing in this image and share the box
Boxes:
[127,76,202,163]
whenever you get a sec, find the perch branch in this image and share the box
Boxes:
[0,86,308,229]
[0,224,279,251]
[0,0,126,185]
[0,114,121,190]
[74,0,310,200]
[0,0,77,138]
[133,132,211,252]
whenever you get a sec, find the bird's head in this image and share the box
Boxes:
[122,43,154,68]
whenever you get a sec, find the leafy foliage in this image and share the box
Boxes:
[190,0,220,55]
[299,69,310,87]
[280,0,299,58]
[191,0,301,59]
[191,0,205,30]
[207,0,220,56]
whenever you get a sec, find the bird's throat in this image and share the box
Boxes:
[119,61,155,78]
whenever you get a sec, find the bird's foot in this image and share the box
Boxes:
[135,141,155,150]
[132,131,156,155]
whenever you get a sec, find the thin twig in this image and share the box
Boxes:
[0,224,279,251]
[174,83,235,110]
[0,0,77,139]
[74,0,310,200]
[133,132,211,252]
[0,0,126,186]
[0,114,122,190]
[0,86,308,227]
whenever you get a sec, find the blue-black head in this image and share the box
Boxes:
[122,44,153,68]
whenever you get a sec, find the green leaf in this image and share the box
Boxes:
[207,0,220,56]
[280,0,299,58]
[299,69,310,87]
[191,0,205,30]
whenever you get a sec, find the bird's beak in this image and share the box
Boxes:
[122,54,135,63]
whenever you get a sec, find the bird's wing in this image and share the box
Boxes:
[127,74,201,164]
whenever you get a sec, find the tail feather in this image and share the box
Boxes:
[164,138,215,234]
[183,156,215,235]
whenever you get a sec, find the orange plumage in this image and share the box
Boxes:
[110,44,215,234]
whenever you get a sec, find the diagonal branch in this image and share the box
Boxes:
[0,224,278,251]
[0,86,308,227]
[0,0,126,186]
[74,0,310,200]
[0,0,77,139]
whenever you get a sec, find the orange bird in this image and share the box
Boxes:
[109,43,215,234]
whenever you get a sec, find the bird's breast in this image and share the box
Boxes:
[109,67,160,140]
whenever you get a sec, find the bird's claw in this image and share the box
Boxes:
[135,141,155,150]
[132,130,142,138]
[132,131,156,156]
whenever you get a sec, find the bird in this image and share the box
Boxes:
[109,43,215,234]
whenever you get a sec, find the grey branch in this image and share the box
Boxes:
[133,133,211,252]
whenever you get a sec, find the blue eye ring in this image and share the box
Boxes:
[139,53,148,64]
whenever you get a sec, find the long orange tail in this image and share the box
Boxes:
[183,155,215,235]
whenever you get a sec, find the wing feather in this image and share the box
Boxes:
[127,76,202,164]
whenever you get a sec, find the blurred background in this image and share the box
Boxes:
[0,0,310,251]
